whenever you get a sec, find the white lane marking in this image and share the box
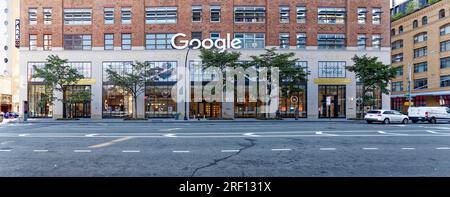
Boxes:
[221,150,240,153]
[315,132,323,135]
[402,148,415,150]
[33,150,49,152]
[436,147,450,150]
[271,149,292,151]
[0,149,11,152]
[18,134,30,137]
[88,137,132,149]
[320,148,336,151]
[160,128,181,132]
[173,150,190,153]
[0,141,14,145]
[74,150,91,153]
[122,150,140,153]
[362,148,379,150]
[426,130,450,135]
[377,131,407,136]
[164,134,177,138]
[85,134,99,137]
[243,133,260,137]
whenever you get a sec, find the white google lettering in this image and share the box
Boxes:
[171,33,242,52]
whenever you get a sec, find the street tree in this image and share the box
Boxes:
[199,48,241,119]
[249,48,308,119]
[346,55,398,114]
[106,61,161,119]
[33,55,88,119]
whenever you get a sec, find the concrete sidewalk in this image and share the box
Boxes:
[4,118,363,124]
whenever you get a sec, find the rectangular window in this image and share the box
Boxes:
[43,34,52,51]
[441,24,450,36]
[234,33,265,49]
[104,34,114,50]
[104,8,114,25]
[234,7,266,23]
[210,6,221,22]
[280,6,290,23]
[414,33,427,43]
[43,8,52,25]
[210,32,220,42]
[440,40,450,52]
[318,61,346,78]
[121,8,132,24]
[64,9,92,25]
[66,62,92,78]
[441,57,450,69]
[296,7,306,23]
[372,8,382,25]
[121,34,132,50]
[372,34,381,49]
[145,7,177,24]
[414,78,428,90]
[145,33,175,50]
[441,75,450,87]
[64,35,92,50]
[392,53,403,63]
[357,8,367,24]
[414,62,428,73]
[279,33,290,49]
[29,8,37,25]
[391,40,403,50]
[414,47,427,58]
[317,34,346,49]
[357,35,366,50]
[192,6,202,22]
[296,33,306,49]
[29,34,37,51]
[317,8,346,24]
[392,82,403,92]
[395,66,403,77]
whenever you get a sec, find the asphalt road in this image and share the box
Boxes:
[1,120,450,177]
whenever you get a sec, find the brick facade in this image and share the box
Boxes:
[20,0,391,49]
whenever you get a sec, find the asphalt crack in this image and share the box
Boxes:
[190,138,256,177]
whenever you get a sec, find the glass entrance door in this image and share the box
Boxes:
[190,102,221,119]
[318,85,346,118]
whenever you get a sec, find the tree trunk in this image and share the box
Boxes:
[134,95,138,119]
[62,88,66,119]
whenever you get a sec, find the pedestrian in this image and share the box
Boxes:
[295,108,299,120]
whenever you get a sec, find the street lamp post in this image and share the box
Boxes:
[184,46,193,121]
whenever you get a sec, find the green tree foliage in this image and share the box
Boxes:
[347,55,398,112]
[249,48,308,118]
[106,61,161,119]
[33,55,87,119]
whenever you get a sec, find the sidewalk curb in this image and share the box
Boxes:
[4,119,364,124]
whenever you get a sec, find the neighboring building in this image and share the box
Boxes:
[0,0,20,113]
[390,0,450,112]
[19,0,391,120]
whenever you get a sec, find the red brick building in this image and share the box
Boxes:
[18,0,392,120]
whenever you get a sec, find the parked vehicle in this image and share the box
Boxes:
[3,112,19,119]
[408,107,450,124]
[364,110,409,124]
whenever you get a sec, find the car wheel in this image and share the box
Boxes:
[383,118,390,124]
[429,118,437,124]
[366,120,373,124]
[402,118,408,124]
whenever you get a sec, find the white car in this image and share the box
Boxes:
[364,110,409,124]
